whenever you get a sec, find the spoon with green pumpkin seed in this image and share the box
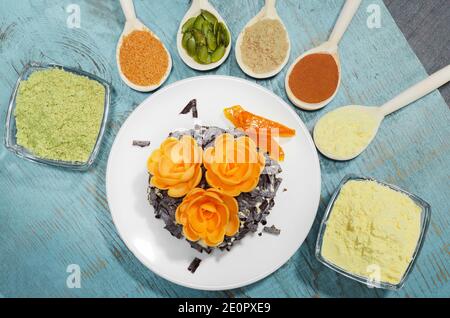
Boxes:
[177,0,231,71]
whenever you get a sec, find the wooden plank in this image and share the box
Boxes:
[384,0,450,65]
[0,0,448,297]
[384,0,450,105]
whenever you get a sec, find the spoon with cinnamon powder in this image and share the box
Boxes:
[116,0,172,92]
[285,0,361,110]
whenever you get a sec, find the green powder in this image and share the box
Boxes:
[15,68,105,163]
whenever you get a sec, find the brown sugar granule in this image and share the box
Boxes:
[240,19,289,74]
[288,53,339,104]
[119,30,169,86]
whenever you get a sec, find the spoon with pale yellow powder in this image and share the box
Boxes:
[314,64,450,161]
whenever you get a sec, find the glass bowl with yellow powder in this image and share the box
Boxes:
[315,175,431,290]
[4,62,111,170]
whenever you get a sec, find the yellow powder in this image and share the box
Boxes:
[321,180,422,285]
[314,106,381,159]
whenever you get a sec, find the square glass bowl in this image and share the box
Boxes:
[4,62,111,171]
[315,174,431,290]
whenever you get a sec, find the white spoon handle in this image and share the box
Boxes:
[192,0,209,9]
[329,0,362,45]
[265,0,277,16]
[380,65,450,116]
[120,0,137,21]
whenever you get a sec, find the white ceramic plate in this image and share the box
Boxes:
[106,76,321,290]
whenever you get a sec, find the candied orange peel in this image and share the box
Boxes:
[224,105,295,161]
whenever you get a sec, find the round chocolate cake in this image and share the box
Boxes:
[147,126,283,253]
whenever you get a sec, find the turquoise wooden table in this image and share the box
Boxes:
[0,0,449,298]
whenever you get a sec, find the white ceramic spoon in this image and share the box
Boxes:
[177,0,231,71]
[235,0,291,79]
[116,0,172,92]
[285,0,362,110]
[314,64,450,161]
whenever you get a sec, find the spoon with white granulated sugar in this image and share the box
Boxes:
[235,0,291,79]
[314,64,450,161]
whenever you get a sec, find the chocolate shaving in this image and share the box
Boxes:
[180,99,198,118]
[188,257,202,273]
[263,225,281,235]
[132,140,151,147]
[164,223,183,239]
[189,241,212,254]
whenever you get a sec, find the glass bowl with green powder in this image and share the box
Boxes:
[5,62,111,170]
[315,175,431,290]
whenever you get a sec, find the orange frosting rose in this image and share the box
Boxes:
[175,188,240,247]
[147,136,202,198]
[203,133,265,196]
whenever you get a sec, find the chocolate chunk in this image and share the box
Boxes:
[189,242,205,253]
[188,257,202,273]
[132,140,151,147]
[164,223,183,239]
[259,200,269,212]
[263,225,281,235]
[180,99,198,118]
[247,222,258,232]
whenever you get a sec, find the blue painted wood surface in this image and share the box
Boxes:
[0,0,449,297]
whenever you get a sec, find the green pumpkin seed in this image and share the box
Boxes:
[182,32,192,49]
[182,17,196,33]
[197,45,209,64]
[201,10,218,24]
[216,22,230,47]
[211,45,225,63]
[216,30,222,46]
[206,30,217,51]
[202,23,210,36]
[192,29,206,46]
[218,22,226,33]
[220,31,227,48]
[221,28,230,47]
[213,21,219,35]
[193,15,205,30]
[186,36,197,57]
